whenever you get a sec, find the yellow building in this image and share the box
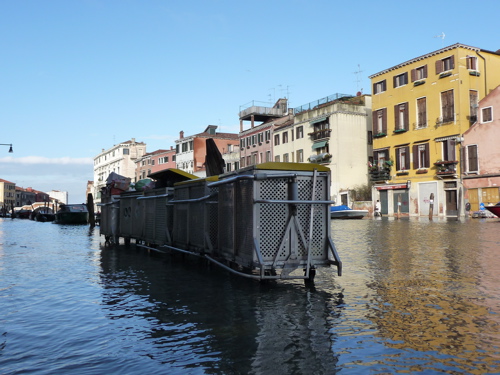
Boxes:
[0,178,16,212]
[369,43,500,217]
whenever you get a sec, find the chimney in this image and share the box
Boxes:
[180,131,184,139]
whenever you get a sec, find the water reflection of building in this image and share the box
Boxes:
[99,245,341,374]
[364,220,500,371]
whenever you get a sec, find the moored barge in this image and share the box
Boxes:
[99,162,341,281]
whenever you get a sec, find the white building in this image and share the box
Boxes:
[93,138,147,205]
[47,190,68,205]
[273,93,372,206]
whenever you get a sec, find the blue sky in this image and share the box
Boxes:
[1,0,499,203]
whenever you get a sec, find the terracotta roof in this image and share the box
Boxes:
[0,178,15,184]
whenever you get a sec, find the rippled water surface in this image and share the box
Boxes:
[1,217,500,374]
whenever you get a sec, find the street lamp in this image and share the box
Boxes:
[0,144,13,153]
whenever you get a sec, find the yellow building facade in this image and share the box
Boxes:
[369,43,500,217]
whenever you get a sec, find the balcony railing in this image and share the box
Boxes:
[434,160,458,176]
[308,129,331,141]
[369,168,391,182]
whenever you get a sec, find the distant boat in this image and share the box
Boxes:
[330,205,368,220]
[485,203,500,218]
[55,204,89,224]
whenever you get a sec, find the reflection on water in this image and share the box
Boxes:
[329,217,500,373]
[1,218,500,374]
[99,246,340,374]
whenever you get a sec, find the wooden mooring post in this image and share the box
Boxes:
[429,193,434,221]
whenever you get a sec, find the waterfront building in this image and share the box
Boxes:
[273,93,372,205]
[15,186,36,207]
[175,126,239,177]
[238,98,290,167]
[135,147,176,181]
[93,138,147,207]
[369,43,500,217]
[0,179,16,210]
[47,190,68,205]
[462,84,500,211]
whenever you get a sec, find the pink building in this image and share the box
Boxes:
[135,147,176,181]
[462,85,500,211]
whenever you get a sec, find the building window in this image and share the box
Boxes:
[123,148,129,155]
[482,107,493,123]
[275,155,280,162]
[265,130,271,142]
[189,141,193,150]
[441,139,456,162]
[274,134,280,146]
[310,120,330,140]
[226,163,232,172]
[440,90,454,123]
[283,153,289,162]
[296,149,304,162]
[374,149,389,169]
[466,56,478,71]
[411,65,428,81]
[282,131,288,144]
[252,135,256,145]
[251,152,257,165]
[296,126,303,139]
[234,161,239,170]
[416,97,427,128]
[373,80,386,94]
[394,103,409,131]
[266,151,271,162]
[393,72,408,88]
[182,142,188,152]
[466,145,478,172]
[413,143,429,169]
[436,56,455,74]
[372,108,387,135]
[396,146,410,171]
[469,90,478,122]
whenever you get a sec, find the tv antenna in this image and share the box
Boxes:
[354,64,363,92]
[434,32,445,47]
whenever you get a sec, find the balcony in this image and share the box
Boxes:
[308,129,331,141]
[434,160,458,177]
[370,168,391,182]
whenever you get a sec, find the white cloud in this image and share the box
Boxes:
[0,156,93,165]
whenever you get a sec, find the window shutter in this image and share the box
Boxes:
[411,69,416,82]
[382,80,387,92]
[393,75,397,88]
[373,82,377,94]
[404,146,410,170]
[436,60,443,74]
[382,108,387,133]
[404,103,409,130]
[424,144,430,168]
[394,104,399,130]
[447,139,456,161]
[413,145,418,169]
[450,55,455,69]
[423,64,428,78]
[372,111,377,132]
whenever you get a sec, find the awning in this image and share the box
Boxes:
[312,140,327,149]
[310,116,328,124]
[434,135,459,142]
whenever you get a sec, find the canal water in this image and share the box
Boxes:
[1,217,499,374]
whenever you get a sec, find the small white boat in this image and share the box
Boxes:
[330,205,368,219]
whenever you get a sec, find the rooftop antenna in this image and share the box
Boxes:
[268,87,275,104]
[434,32,445,48]
[354,64,363,92]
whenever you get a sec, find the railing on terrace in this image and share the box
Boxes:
[294,93,352,114]
[239,100,285,118]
